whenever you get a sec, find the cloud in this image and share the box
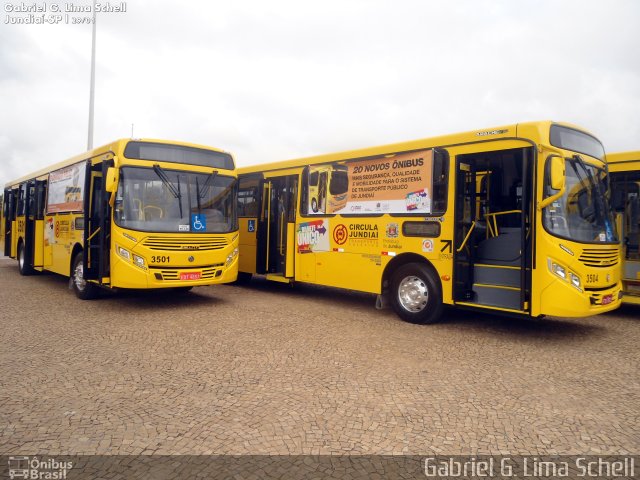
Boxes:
[1,0,639,185]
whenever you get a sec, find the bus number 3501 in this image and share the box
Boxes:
[151,255,170,263]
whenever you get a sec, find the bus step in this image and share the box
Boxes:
[474,264,521,288]
[472,283,522,310]
[265,274,293,284]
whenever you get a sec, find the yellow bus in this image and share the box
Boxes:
[608,151,640,305]
[2,138,239,299]
[236,121,622,324]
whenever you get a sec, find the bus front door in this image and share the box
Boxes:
[83,160,112,282]
[258,175,297,279]
[32,180,46,268]
[22,180,36,271]
[453,147,532,313]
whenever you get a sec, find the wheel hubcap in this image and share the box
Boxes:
[74,262,86,291]
[398,275,429,312]
[19,248,24,269]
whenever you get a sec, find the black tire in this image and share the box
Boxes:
[17,242,33,276]
[311,198,318,213]
[71,252,98,300]
[390,263,443,324]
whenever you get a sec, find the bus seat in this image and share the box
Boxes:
[143,205,163,221]
[476,228,521,266]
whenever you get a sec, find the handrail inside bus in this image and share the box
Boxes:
[87,227,101,242]
[456,221,476,253]
[485,210,522,237]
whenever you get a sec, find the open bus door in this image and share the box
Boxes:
[83,159,112,283]
[3,188,16,257]
[32,179,47,269]
[453,147,533,312]
[19,180,36,274]
[256,175,297,280]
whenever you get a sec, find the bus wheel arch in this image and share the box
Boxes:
[382,254,443,324]
[70,243,83,276]
[70,247,98,300]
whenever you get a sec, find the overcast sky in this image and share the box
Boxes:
[1,0,639,185]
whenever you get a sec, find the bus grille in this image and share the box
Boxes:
[578,248,619,268]
[142,236,229,251]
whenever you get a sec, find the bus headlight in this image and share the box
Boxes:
[133,254,147,270]
[569,272,582,291]
[550,261,566,279]
[226,248,239,267]
[117,245,131,261]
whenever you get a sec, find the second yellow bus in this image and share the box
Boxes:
[236,121,621,323]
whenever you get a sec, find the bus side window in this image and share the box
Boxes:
[432,149,449,214]
[36,182,47,220]
[16,184,26,216]
[238,176,260,217]
[300,167,310,215]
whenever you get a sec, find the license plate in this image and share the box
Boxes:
[601,294,613,305]
[180,272,201,281]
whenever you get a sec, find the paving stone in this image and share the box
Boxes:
[0,258,638,455]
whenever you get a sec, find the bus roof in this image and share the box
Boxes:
[607,151,640,173]
[4,138,233,188]
[238,120,597,174]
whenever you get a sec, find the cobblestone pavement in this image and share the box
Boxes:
[0,257,638,456]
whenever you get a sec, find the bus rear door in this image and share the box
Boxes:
[257,175,297,280]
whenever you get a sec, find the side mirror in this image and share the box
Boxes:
[105,167,118,193]
[550,156,565,191]
[538,156,567,211]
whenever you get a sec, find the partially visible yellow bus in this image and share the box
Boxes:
[236,121,621,324]
[308,164,349,214]
[608,151,640,305]
[2,138,239,299]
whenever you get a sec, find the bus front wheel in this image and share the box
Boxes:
[390,263,443,324]
[71,252,98,300]
[18,242,33,276]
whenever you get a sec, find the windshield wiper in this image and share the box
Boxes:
[572,155,614,241]
[198,170,218,200]
[152,164,183,218]
[195,170,219,215]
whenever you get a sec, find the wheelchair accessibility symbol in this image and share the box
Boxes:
[191,214,207,232]
[248,219,256,233]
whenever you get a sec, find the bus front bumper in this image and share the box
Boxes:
[109,255,238,289]
[540,280,622,318]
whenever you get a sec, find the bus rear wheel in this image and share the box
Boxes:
[390,263,443,324]
[71,252,98,300]
[18,242,33,276]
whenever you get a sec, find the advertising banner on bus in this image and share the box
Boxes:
[47,162,86,213]
[307,149,433,215]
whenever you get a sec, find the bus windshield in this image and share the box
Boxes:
[543,157,617,243]
[114,166,237,233]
